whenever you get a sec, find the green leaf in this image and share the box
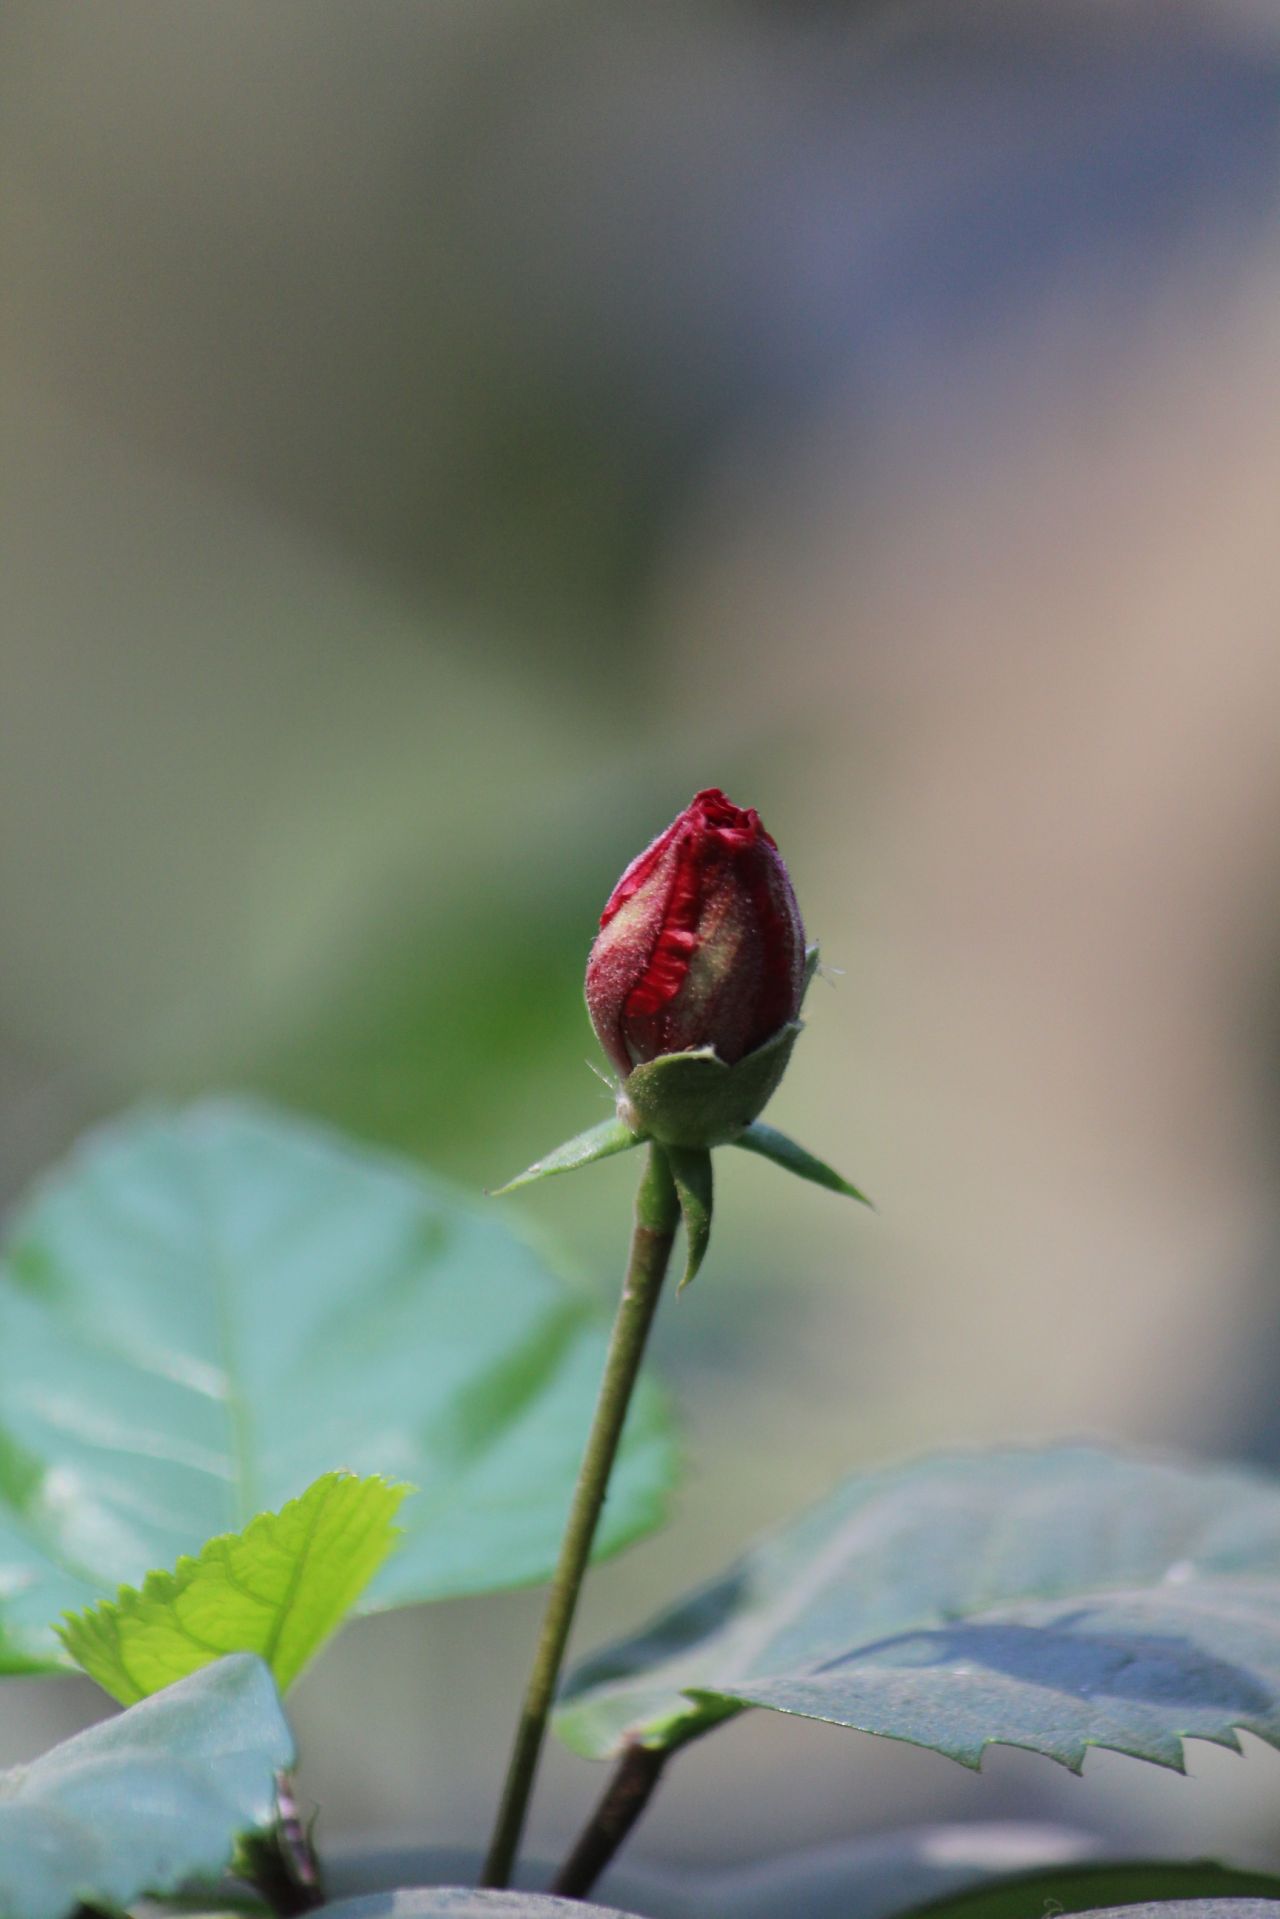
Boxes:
[0,1100,678,1671]
[320,1896,645,1919]
[732,1122,872,1206]
[58,1471,407,1703]
[555,1445,1280,1770]
[0,1653,293,1919]
[665,1148,712,1292]
[897,1863,1280,1919]
[491,1119,641,1195]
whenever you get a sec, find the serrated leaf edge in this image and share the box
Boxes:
[57,1470,412,1703]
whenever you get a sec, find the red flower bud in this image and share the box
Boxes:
[585,789,806,1079]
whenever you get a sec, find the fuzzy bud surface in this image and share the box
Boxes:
[585,788,805,1080]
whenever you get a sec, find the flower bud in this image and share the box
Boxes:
[585,788,806,1080]
[497,786,863,1216]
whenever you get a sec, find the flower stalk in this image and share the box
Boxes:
[551,1742,670,1898]
[483,788,866,1889]
[480,1145,680,1890]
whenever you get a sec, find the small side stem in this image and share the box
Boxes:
[239,1773,325,1915]
[551,1743,670,1900]
[481,1145,679,1890]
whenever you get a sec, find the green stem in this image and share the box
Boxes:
[480,1145,679,1890]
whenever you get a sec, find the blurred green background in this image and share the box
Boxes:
[6,0,1280,1883]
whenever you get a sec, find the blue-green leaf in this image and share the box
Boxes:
[889,1865,1280,1919]
[58,1471,407,1703]
[1066,1907,1280,1919]
[0,1100,678,1671]
[556,1445,1280,1774]
[719,1576,1280,1770]
[285,1833,1280,1919]
[319,1896,644,1919]
[0,1654,292,1919]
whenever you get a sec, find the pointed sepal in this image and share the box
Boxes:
[732,1121,872,1206]
[665,1145,714,1292]
[491,1117,642,1195]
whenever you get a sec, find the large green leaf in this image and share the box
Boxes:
[556,1446,1280,1771]
[0,1653,292,1919]
[0,1101,677,1670]
[58,1471,407,1702]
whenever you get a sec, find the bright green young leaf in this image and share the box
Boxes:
[58,1471,407,1703]
[0,1654,292,1919]
[556,1445,1280,1772]
[0,1100,678,1671]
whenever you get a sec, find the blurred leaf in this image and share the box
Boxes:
[897,1863,1280,1919]
[182,1836,1280,1919]
[59,1472,406,1703]
[556,1446,1280,1770]
[0,1100,678,1670]
[0,1654,292,1919]
[696,1838,1280,1919]
[257,885,599,1175]
[319,1896,645,1919]
[1057,1907,1280,1919]
[681,1822,1091,1919]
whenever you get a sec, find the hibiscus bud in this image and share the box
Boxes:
[586,788,806,1080]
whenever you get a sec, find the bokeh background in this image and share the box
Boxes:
[6,0,1280,1886]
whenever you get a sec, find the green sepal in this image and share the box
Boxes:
[619,1021,801,1149]
[733,1120,873,1206]
[665,1146,714,1292]
[491,1116,642,1194]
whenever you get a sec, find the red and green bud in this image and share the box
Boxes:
[585,788,806,1078]
[495,787,866,1278]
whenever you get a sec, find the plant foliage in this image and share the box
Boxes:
[320,1896,645,1919]
[0,1655,292,1919]
[557,1445,1280,1772]
[58,1471,407,1702]
[0,1101,678,1670]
